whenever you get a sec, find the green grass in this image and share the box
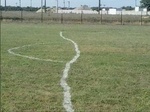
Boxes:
[1,23,150,112]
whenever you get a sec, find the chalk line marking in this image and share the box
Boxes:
[8,44,63,63]
[8,32,80,111]
[60,32,80,112]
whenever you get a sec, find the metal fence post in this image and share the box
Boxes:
[5,0,7,11]
[141,11,143,26]
[121,11,123,25]
[19,0,23,22]
[0,10,3,22]
[101,10,102,24]
[61,13,63,24]
[21,9,23,22]
[0,6,2,77]
[41,0,43,23]
[41,11,43,23]
[81,11,83,24]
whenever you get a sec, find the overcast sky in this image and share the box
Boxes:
[1,0,141,8]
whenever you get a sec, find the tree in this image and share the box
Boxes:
[122,6,134,10]
[140,0,150,11]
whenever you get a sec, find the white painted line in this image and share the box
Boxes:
[60,32,80,112]
[8,44,63,63]
[8,32,80,112]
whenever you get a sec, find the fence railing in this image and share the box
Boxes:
[1,11,150,25]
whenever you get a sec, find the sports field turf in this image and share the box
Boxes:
[1,23,150,111]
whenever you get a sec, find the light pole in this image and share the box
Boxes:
[63,0,65,8]
[98,0,101,14]
[135,0,137,7]
[19,0,21,7]
[56,0,58,13]
[19,0,23,22]
[41,0,43,22]
[30,0,32,8]
[0,0,2,79]
[5,0,7,11]
[44,0,46,13]
[30,0,32,11]
[68,1,70,9]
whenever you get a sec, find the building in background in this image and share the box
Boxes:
[36,5,149,15]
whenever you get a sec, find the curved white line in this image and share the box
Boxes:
[60,32,80,112]
[8,44,63,63]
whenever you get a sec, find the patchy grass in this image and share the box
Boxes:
[1,23,150,111]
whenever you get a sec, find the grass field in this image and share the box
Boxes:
[1,23,150,112]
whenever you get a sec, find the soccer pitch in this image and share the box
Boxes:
[1,23,150,112]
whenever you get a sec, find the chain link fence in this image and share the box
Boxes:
[1,9,150,25]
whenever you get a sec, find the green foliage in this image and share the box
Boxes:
[0,6,39,11]
[122,6,134,10]
[140,0,150,10]
[91,7,99,11]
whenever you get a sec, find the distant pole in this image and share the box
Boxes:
[100,8,102,24]
[41,0,43,22]
[141,11,143,25]
[41,0,43,10]
[0,0,2,23]
[0,0,1,21]
[63,0,65,8]
[30,0,32,8]
[19,0,21,7]
[81,11,83,24]
[61,13,63,24]
[98,0,101,14]
[19,0,23,22]
[68,1,70,9]
[56,0,58,13]
[0,0,2,95]
[5,0,7,11]
[44,0,46,13]
[121,11,123,25]
[135,0,137,7]
[30,0,32,11]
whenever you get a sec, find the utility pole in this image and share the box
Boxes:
[44,0,46,13]
[30,0,32,11]
[19,0,23,22]
[56,0,58,13]
[30,0,32,8]
[41,0,43,10]
[19,0,21,7]
[68,1,70,9]
[41,0,43,22]
[135,0,137,7]
[5,0,7,11]
[63,0,65,8]
[0,0,2,82]
[98,0,101,14]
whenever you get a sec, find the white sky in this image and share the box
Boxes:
[1,0,141,8]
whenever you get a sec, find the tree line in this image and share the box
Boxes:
[0,6,39,11]
[140,0,150,11]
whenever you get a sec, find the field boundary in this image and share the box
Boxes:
[1,11,150,25]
